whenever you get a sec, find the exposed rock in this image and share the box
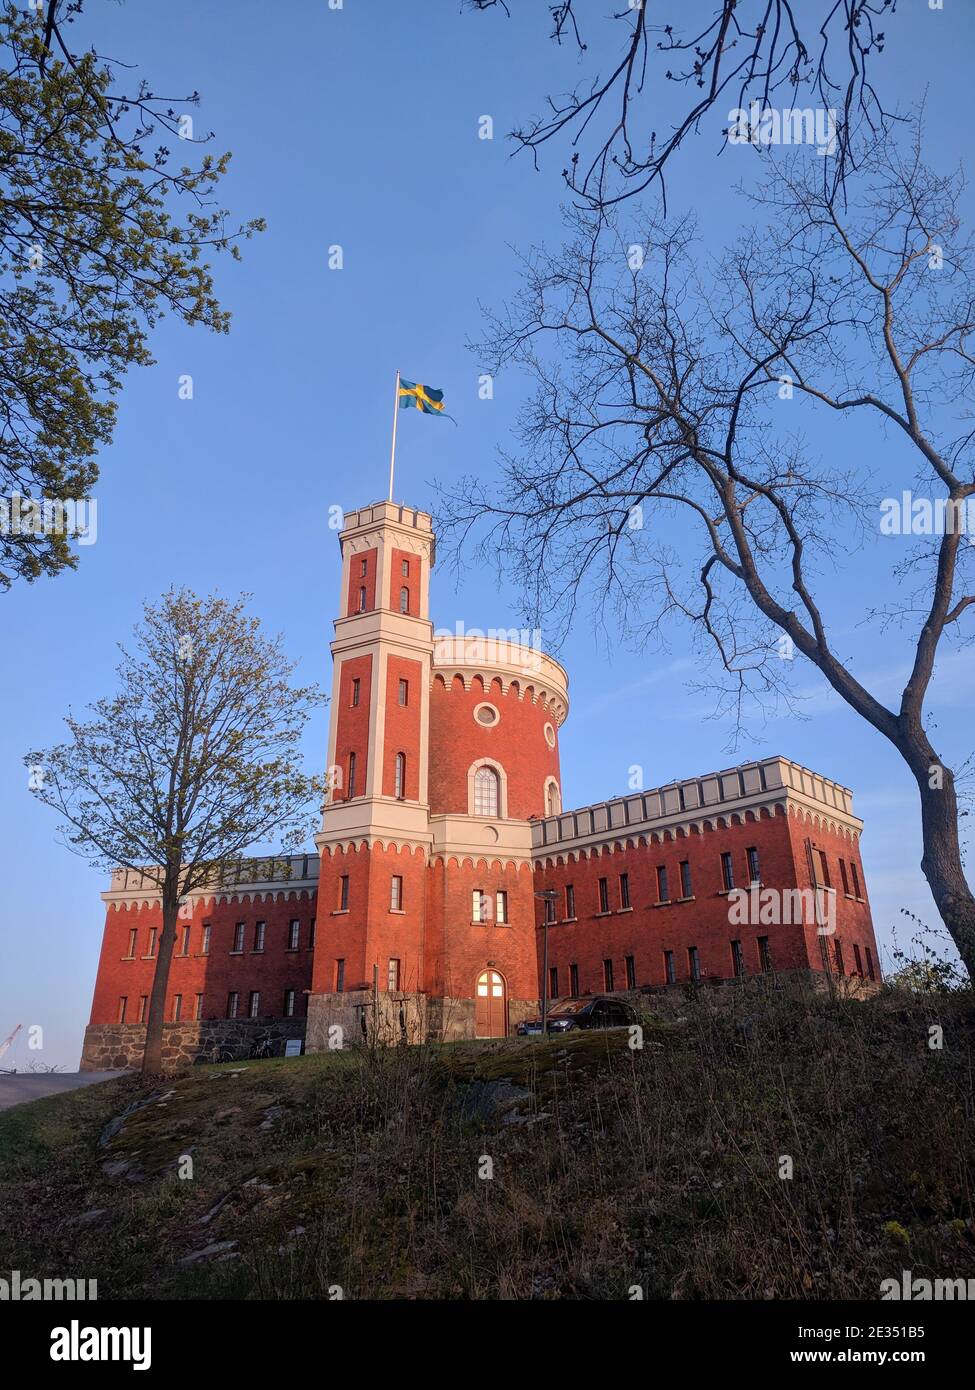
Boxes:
[179,1240,237,1265]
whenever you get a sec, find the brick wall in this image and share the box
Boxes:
[428,674,562,818]
[88,892,316,1030]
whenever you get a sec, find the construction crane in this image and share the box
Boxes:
[0,1024,23,1069]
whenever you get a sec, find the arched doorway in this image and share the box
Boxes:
[474,969,507,1038]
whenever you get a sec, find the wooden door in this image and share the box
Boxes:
[474,969,507,1037]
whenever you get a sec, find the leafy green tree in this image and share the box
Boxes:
[27,590,324,1074]
[0,1,263,588]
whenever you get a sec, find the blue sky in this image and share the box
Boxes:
[1,0,973,1068]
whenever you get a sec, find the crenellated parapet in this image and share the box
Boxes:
[531,756,862,865]
[102,854,320,910]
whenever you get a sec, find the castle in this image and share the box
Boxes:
[81,501,881,1069]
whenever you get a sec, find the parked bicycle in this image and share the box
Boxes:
[249,1032,277,1060]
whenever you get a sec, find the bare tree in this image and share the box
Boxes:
[438,124,975,980]
[26,590,324,1073]
[466,0,895,208]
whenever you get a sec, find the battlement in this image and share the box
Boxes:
[531,756,859,853]
[102,854,320,906]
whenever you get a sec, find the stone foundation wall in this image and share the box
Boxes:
[80,1017,307,1072]
[306,990,427,1051]
[306,992,541,1047]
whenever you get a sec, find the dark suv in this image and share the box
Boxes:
[516,995,636,1036]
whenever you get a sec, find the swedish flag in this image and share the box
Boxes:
[398,378,447,416]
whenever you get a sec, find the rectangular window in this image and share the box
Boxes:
[180,924,191,956]
[339,874,350,911]
[335,959,345,993]
[688,946,701,982]
[472,889,488,922]
[664,949,676,985]
[625,955,636,990]
[495,890,509,924]
[201,923,211,956]
[194,993,203,1021]
[398,678,409,706]
[284,989,296,1018]
[569,963,579,996]
[565,883,575,919]
[851,861,862,898]
[549,965,558,999]
[865,945,875,980]
[117,997,128,1024]
[146,927,157,957]
[360,558,367,577]
[656,865,669,902]
[391,875,403,911]
[839,858,850,895]
[127,927,138,958]
[232,922,245,953]
[619,873,630,909]
[248,991,260,1019]
[731,940,744,978]
[348,752,357,798]
[816,848,831,889]
[172,994,182,1022]
[603,958,614,991]
[387,958,400,992]
[288,919,300,950]
[309,918,316,949]
[853,942,863,974]
[138,995,148,1023]
[227,991,239,1020]
[253,921,266,951]
[598,877,609,913]
[758,936,772,973]
[721,852,735,891]
[747,847,760,884]
[401,558,410,577]
[351,677,360,708]
[543,892,556,923]
[835,939,845,975]
[679,860,692,898]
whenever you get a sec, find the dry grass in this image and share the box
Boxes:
[1,981,973,1300]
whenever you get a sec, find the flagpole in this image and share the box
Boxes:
[387,369,401,501]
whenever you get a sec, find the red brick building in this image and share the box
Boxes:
[81,500,880,1067]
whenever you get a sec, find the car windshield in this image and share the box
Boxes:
[549,999,590,1016]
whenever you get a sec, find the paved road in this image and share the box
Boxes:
[0,1071,126,1113]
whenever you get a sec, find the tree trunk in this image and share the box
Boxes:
[142,887,179,1075]
[913,763,975,983]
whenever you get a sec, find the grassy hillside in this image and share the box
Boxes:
[2,983,974,1300]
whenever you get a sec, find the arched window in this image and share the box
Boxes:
[358,586,367,612]
[399,586,410,614]
[394,752,406,799]
[473,765,500,817]
[347,751,357,798]
[546,781,561,816]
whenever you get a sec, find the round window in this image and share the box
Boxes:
[543,722,556,748]
[474,703,500,727]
